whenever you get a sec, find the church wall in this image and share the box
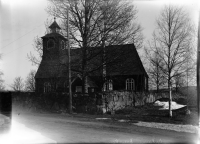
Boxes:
[42,38,60,59]
[36,77,68,93]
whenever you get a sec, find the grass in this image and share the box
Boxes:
[12,100,198,134]
[111,106,198,134]
[114,105,198,126]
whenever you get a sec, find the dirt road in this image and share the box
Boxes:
[12,112,198,144]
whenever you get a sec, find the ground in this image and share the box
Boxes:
[10,109,198,144]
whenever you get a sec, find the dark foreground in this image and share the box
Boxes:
[11,112,198,144]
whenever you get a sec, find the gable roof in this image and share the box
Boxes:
[70,44,148,77]
[35,44,148,79]
[105,44,148,77]
[49,21,61,29]
[41,33,67,40]
[35,59,67,78]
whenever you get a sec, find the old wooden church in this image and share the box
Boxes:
[35,19,148,94]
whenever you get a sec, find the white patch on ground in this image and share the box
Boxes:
[96,118,111,120]
[133,121,198,134]
[118,119,130,122]
[154,100,186,110]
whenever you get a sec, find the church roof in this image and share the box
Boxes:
[71,44,148,77]
[41,18,66,39]
[35,44,148,79]
[35,59,66,78]
[35,58,79,79]
[41,32,67,40]
[106,44,148,77]
[49,20,61,29]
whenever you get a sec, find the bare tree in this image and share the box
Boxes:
[148,5,195,117]
[145,46,166,92]
[173,32,196,89]
[27,37,43,66]
[29,0,143,67]
[0,71,5,91]
[173,73,185,91]
[10,77,24,92]
[27,20,52,66]
[0,54,5,91]
[28,0,143,113]
[28,0,143,91]
[173,61,196,91]
[41,0,143,93]
[25,70,36,92]
[47,0,143,47]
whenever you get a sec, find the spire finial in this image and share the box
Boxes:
[54,17,56,22]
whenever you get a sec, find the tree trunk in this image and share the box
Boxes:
[82,74,85,94]
[81,1,89,94]
[168,81,172,117]
[81,44,87,94]
[156,84,159,93]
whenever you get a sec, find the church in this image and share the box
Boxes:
[35,19,148,94]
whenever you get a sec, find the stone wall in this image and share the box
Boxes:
[101,90,187,113]
[148,91,186,101]
[101,91,150,113]
[10,91,189,114]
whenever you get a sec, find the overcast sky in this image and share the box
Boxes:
[0,0,199,90]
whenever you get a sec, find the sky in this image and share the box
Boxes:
[0,0,199,90]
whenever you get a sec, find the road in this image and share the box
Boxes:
[12,112,198,144]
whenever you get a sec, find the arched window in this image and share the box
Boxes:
[44,82,51,93]
[60,40,65,50]
[103,79,113,91]
[47,39,55,49]
[126,78,135,91]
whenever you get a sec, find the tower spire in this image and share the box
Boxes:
[49,17,61,33]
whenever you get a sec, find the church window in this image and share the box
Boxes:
[126,78,135,91]
[103,79,113,91]
[47,39,55,49]
[76,86,82,93]
[44,82,51,93]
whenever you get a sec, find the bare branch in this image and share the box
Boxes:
[10,77,24,91]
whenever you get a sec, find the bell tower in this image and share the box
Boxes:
[49,17,61,33]
[35,18,68,93]
[41,18,67,60]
